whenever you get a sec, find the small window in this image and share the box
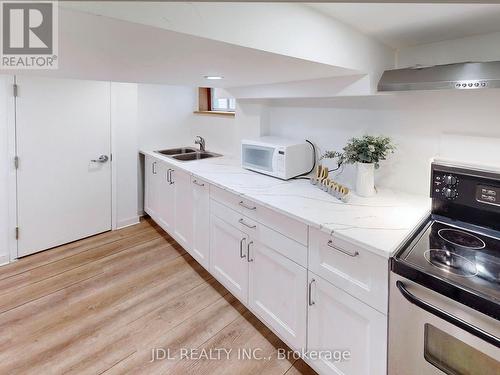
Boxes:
[195,88,235,117]
[211,88,236,112]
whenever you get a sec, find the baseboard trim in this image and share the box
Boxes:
[0,254,10,267]
[115,216,140,230]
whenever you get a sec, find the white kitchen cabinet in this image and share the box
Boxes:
[191,177,210,269]
[248,240,307,350]
[156,162,175,233]
[144,155,160,220]
[307,274,387,375]
[210,214,249,302]
[171,167,193,250]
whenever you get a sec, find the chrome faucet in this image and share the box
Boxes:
[194,136,206,152]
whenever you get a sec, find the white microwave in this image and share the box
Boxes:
[241,137,314,180]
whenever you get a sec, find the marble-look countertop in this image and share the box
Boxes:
[141,150,431,258]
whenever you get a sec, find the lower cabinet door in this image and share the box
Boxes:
[191,177,210,269]
[144,155,159,219]
[248,241,307,350]
[210,215,248,303]
[157,163,175,233]
[173,168,193,250]
[307,275,387,375]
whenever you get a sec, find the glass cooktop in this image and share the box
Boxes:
[402,220,500,304]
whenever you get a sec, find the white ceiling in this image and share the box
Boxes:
[6,8,355,88]
[309,3,500,49]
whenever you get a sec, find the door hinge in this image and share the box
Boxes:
[13,84,18,97]
[15,227,19,240]
[14,156,19,169]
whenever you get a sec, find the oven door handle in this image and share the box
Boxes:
[396,281,500,348]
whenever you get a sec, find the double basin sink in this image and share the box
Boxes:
[155,147,221,161]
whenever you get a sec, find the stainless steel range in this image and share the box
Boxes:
[389,162,500,375]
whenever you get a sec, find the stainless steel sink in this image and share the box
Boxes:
[155,147,198,156]
[172,151,222,161]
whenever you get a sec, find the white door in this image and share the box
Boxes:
[210,215,248,302]
[173,167,193,250]
[191,177,209,269]
[16,77,112,257]
[144,155,159,219]
[156,162,175,233]
[248,241,307,350]
[307,274,387,375]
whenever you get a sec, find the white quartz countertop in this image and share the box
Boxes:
[142,150,431,258]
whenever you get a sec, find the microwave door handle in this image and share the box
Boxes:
[396,281,500,348]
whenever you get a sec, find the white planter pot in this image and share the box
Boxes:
[356,162,375,197]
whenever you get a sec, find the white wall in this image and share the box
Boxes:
[397,31,500,68]
[111,82,140,229]
[267,90,500,196]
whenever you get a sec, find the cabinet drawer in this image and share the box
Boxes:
[309,228,388,313]
[209,185,308,246]
[210,185,242,213]
[211,198,307,267]
[249,200,308,246]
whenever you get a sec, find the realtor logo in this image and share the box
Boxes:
[1,1,58,69]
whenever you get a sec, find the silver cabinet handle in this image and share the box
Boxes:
[238,218,256,229]
[165,168,170,183]
[247,241,254,262]
[166,169,171,183]
[152,161,157,175]
[239,201,256,210]
[169,169,174,185]
[308,278,316,306]
[193,180,205,187]
[327,240,359,257]
[239,237,246,259]
[91,155,109,163]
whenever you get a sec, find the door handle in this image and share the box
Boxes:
[193,180,205,187]
[152,161,157,175]
[165,169,170,183]
[91,155,109,163]
[247,241,254,262]
[308,278,316,306]
[239,237,246,259]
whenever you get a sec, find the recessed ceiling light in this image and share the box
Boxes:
[204,75,223,80]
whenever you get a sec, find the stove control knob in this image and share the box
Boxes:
[443,187,458,199]
[444,175,458,186]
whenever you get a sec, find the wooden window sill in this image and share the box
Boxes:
[193,110,235,117]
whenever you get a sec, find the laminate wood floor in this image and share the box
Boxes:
[0,218,316,375]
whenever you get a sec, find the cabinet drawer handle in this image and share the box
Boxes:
[239,201,256,211]
[327,240,359,257]
[169,169,174,185]
[308,278,316,306]
[193,180,205,187]
[239,238,246,259]
[239,218,256,229]
[247,241,254,262]
[152,162,157,175]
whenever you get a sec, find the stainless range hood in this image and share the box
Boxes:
[378,61,500,92]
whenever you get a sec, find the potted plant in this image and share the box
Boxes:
[321,135,396,197]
